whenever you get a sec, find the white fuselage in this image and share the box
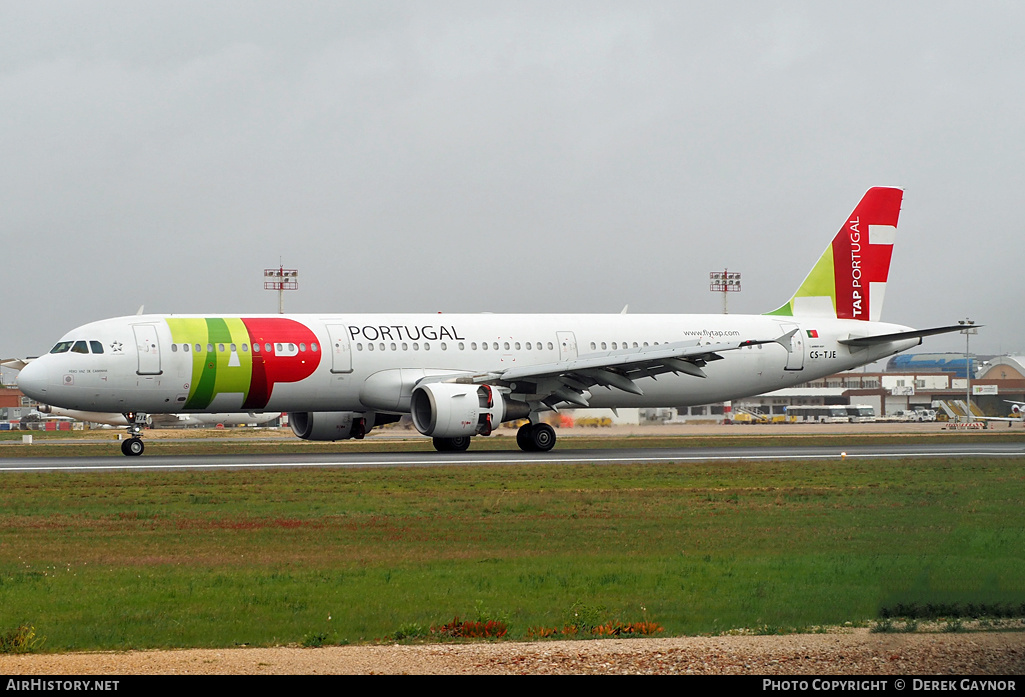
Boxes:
[18,313,918,416]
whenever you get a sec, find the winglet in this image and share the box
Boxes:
[766,187,903,322]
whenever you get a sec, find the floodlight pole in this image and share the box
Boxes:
[264,263,299,314]
[709,269,741,314]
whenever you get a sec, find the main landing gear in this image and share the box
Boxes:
[430,423,557,453]
[120,412,147,457]
[432,436,471,452]
[516,422,556,452]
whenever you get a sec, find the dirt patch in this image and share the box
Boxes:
[3,631,1024,675]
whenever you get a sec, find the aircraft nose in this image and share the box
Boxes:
[16,360,48,401]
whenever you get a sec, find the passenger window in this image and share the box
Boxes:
[90,341,104,354]
[207,344,214,353]
[184,344,190,353]
[171,344,178,353]
[230,344,237,352]
[241,344,248,352]
[195,344,202,353]
[311,343,319,352]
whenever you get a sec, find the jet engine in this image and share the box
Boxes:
[289,411,398,441]
[410,383,529,438]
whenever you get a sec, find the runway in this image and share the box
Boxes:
[1,441,1023,473]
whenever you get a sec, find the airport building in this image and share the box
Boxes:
[0,385,36,425]
[668,354,1025,424]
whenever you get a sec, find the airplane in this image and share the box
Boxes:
[17,187,968,456]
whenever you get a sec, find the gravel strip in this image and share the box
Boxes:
[2,631,1023,675]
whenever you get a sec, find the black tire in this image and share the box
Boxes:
[529,423,556,452]
[516,424,536,451]
[433,436,471,452]
[121,437,144,457]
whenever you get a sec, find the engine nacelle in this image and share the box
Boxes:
[410,383,529,438]
[289,411,373,441]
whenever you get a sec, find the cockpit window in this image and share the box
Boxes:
[90,341,104,354]
[71,341,89,354]
[50,341,74,354]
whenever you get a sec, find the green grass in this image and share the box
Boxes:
[0,456,1022,650]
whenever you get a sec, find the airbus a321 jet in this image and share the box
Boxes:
[18,187,965,456]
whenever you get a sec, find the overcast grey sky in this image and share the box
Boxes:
[2,1,1022,360]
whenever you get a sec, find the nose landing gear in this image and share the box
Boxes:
[120,436,144,456]
[120,412,148,456]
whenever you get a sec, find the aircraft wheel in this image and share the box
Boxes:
[433,436,471,452]
[516,424,536,451]
[533,424,557,451]
[121,437,145,457]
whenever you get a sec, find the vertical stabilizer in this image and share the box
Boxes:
[766,187,903,321]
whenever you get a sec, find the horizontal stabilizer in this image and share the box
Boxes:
[838,325,972,347]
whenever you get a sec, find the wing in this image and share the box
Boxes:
[1,358,33,371]
[417,330,797,410]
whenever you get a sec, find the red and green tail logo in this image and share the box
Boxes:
[766,187,902,322]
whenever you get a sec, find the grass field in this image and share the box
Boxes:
[0,437,1023,651]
